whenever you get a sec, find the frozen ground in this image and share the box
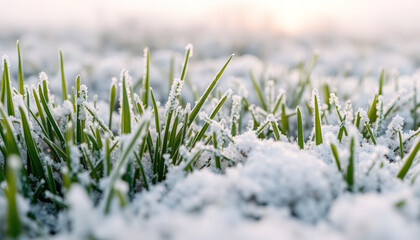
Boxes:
[2,30,420,240]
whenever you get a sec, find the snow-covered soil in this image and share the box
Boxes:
[2,32,420,240]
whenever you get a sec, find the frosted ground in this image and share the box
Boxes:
[2,30,420,240]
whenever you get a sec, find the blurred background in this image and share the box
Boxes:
[3,0,420,54]
[1,0,420,101]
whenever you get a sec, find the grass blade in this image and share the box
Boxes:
[297,106,304,149]
[313,91,323,145]
[330,143,341,171]
[104,114,150,214]
[142,48,150,106]
[17,40,24,95]
[397,138,420,180]
[249,69,267,111]
[59,50,67,101]
[190,89,231,148]
[121,73,131,134]
[4,155,22,238]
[38,85,66,148]
[2,58,14,116]
[346,137,355,191]
[108,80,117,129]
[189,54,234,125]
[19,106,46,180]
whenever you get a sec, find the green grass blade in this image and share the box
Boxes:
[323,83,331,111]
[3,59,14,116]
[346,137,355,191]
[270,120,281,140]
[180,44,192,81]
[368,94,378,123]
[297,106,304,149]
[134,152,149,190]
[0,104,20,156]
[59,50,68,101]
[1,68,6,104]
[150,88,161,141]
[399,131,404,159]
[108,81,116,129]
[313,93,323,145]
[121,73,131,134]
[4,155,22,238]
[330,143,341,171]
[189,54,234,126]
[365,122,377,145]
[280,104,289,136]
[142,48,150,106]
[249,69,267,111]
[19,106,46,179]
[378,68,384,96]
[84,104,114,139]
[190,90,231,148]
[397,138,420,180]
[38,85,66,148]
[104,115,150,214]
[17,40,24,95]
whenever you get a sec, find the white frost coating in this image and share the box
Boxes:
[343,100,354,122]
[198,111,208,121]
[375,95,384,137]
[386,114,404,138]
[266,113,277,122]
[70,144,81,172]
[8,154,22,169]
[1,54,10,68]
[62,100,74,116]
[329,93,341,109]
[114,179,129,194]
[39,71,48,82]
[185,43,194,57]
[165,78,184,113]
[225,88,233,99]
[311,89,321,109]
[358,108,370,126]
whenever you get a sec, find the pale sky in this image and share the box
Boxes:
[1,0,420,38]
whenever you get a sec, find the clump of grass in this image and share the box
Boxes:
[0,42,239,231]
[2,40,420,237]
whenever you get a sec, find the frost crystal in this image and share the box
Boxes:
[39,71,48,82]
[185,43,194,57]
[343,100,354,122]
[267,113,277,122]
[386,114,404,138]
[329,93,341,110]
[311,89,321,109]
[1,55,10,70]
[358,108,370,126]
[165,78,183,113]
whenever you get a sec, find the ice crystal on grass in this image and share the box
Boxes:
[386,115,404,138]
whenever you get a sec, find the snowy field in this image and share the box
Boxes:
[3,2,420,239]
